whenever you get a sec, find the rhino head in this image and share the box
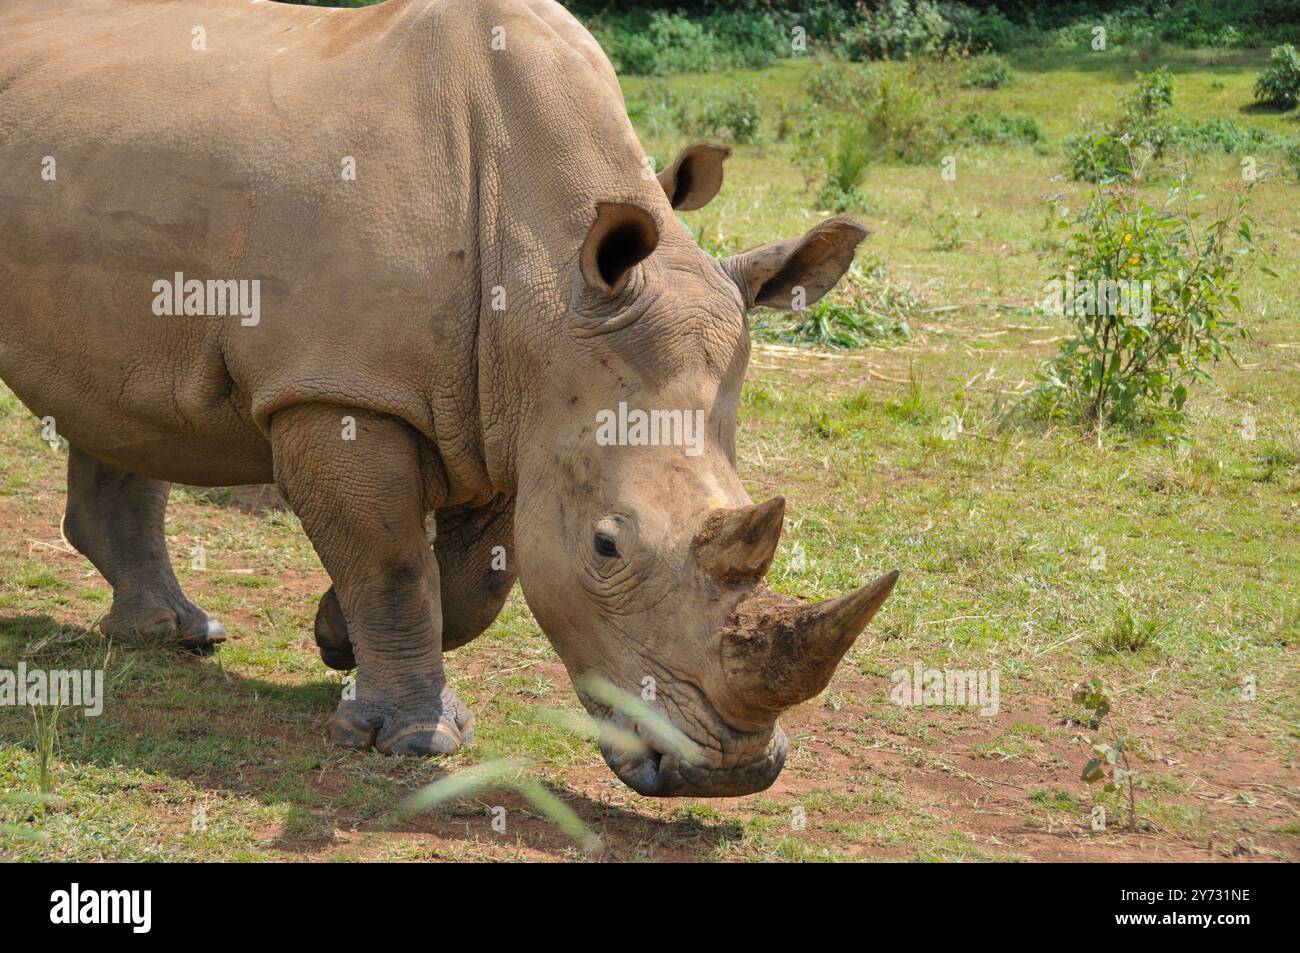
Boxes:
[512,145,898,797]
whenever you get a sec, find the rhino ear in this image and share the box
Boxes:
[657,143,731,211]
[579,201,660,297]
[724,217,868,310]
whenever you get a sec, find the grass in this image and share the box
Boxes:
[1,43,1297,861]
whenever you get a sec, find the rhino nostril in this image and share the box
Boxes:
[632,724,666,768]
[599,723,672,795]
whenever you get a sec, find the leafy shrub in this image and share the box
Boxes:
[1072,678,1142,830]
[1029,176,1267,437]
[624,84,684,140]
[927,208,968,250]
[957,110,1041,145]
[700,9,787,70]
[843,0,954,61]
[1255,44,1300,110]
[1065,67,1300,180]
[626,81,762,146]
[962,54,1012,89]
[592,8,793,76]
[1128,65,1175,115]
[1063,131,1138,183]
[940,3,1022,52]
[687,84,763,143]
[605,12,716,76]
[804,59,958,163]
[1064,68,1177,182]
[1152,0,1300,47]
[1170,117,1295,155]
[817,122,874,211]
[1048,8,1159,51]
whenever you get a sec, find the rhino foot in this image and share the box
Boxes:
[328,684,475,757]
[101,602,228,655]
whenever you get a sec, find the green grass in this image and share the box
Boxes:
[1,44,1297,862]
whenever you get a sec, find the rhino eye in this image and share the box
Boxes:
[593,532,620,559]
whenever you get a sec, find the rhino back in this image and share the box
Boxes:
[0,0,662,495]
[0,0,467,486]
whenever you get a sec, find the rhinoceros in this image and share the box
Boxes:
[0,0,897,796]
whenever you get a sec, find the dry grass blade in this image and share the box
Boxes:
[399,758,523,818]
[576,674,705,765]
[514,777,601,855]
[535,707,651,760]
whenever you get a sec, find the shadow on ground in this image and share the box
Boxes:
[0,614,722,860]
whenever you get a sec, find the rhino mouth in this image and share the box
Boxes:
[600,725,787,797]
[587,693,788,797]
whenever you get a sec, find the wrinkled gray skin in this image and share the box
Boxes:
[0,0,896,796]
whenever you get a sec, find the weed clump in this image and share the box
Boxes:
[751,256,917,349]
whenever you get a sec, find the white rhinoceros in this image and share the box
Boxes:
[0,0,896,796]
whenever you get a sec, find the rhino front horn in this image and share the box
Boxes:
[722,570,900,716]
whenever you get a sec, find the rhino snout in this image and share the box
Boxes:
[599,724,787,798]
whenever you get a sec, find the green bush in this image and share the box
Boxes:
[940,3,1022,52]
[804,59,958,163]
[603,12,720,77]
[1048,9,1160,51]
[1065,66,1300,181]
[843,0,954,61]
[1152,0,1300,47]
[700,9,787,70]
[626,80,762,146]
[962,53,1013,89]
[1030,177,1267,437]
[685,84,763,144]
[1037,3,1300,50]
[1127,65,1175,115]
[1063,131,1138,183]
[592,7,792,77]
[816,122,875,212]
[1064,68,1177,182]
[625,84,685,140]
[1255,44,1300,110]
[957,110,1040,145]
[1170,117,1295,155]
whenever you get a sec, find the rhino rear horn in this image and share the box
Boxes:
[693,497,785,587]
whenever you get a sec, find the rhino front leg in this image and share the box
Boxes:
[63,446,228,652]
[271,404,473,756]
[312,495,516,668]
